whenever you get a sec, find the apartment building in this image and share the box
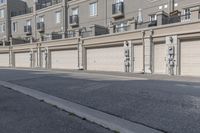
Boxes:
[0,0,200,76]
[0,0,27,46]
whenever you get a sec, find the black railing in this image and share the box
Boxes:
[69,15,79,25]
[51,32,63,40]
[163,13,191,25]
[136,20,157,29]
[36,0,62,10]
[37,22,45,31]
[11,7,33,17]
[24,25,32,34]
[112,2,124,15]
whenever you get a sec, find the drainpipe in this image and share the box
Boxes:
[169,0,175,13]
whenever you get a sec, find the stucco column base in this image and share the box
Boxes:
[144,38,153,74]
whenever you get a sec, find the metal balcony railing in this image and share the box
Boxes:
[162,13,191,25]
[112,2,124,17]
[11,7,33,17]
[36,0,62,10]
[69,15,79,26]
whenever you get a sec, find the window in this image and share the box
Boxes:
[0,23,5,33]
[0,9,4,18]
[13,22,17,32]
[55,11,61,24]
[39,16,44,22]
[0,0,6,4]
[183,8,191,20]
[115,22,128,33]
[89,2,97,17]
[149,14,157,21]
[26,20,31,26]
[115,0,123,3]
[72,8,78,15]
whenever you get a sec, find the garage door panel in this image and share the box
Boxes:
[51,50,77,69]
[87,46,124,72]
[0,53,9,67]
[134,45,143,73]
[154,43,167,74]
[181,40,200,76]
[15,52,30,67]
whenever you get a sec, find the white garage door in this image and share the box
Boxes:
[15,52,30,68]
[87,46,124,72]
[0,53,9,67]
[154,43,167,74]
[181,40,200,76]
[133,44,143,73]
[51,49,78,69]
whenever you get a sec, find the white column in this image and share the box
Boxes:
[143,31,153,74]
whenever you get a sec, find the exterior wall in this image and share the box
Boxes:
[0,0,200,77]
[36,3,65,36]
[11,14,35,39]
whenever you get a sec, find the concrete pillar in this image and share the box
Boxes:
[124,41,132,72]
[143,30,153,74]
[190,6,200,22]
[166,35,178,75]
[109,22,114,34]
[2,40,5,47]
[62,32,65,39]
[90,25,96,36]
[75,29,80,37]
[37,43,42,68]
[78,39,84,70]
[30,49,33,68]
[156,11,169,25]
[44,47,49,69]
[127,20,136,31]
[9,46,13,67]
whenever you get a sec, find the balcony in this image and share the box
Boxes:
[24,25,32,35]
[11,7,33,17]
[69,15,79,27]
[112,2,124,18]
[37,22,45,32]
[36,0,62,10]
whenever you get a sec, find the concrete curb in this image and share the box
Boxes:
[0,80,163,133]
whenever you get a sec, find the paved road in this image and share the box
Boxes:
[1,68,200,133]
[0,85,113,133]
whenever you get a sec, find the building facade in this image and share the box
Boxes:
[0,0,200,76]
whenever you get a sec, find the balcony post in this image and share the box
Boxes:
[127,19,136,30]
[143,30,153,74]
[156,11,169,25]
[90,25,95,36]
[75,29,80,37]
[190,6,200,21]
[109,22,114,34]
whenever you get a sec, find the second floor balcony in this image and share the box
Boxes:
[112,2,124,18]
[11,7,33,17]
[36,0,63,10]
[69,15,79,27]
